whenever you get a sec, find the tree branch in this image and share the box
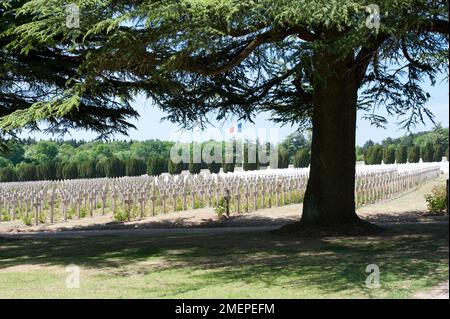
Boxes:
[416,18,449,35]
[354,33,390,85]
[176,29,297,76]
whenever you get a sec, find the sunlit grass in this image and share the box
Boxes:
[0,223,447,298]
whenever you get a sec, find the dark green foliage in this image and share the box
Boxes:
[222,162,235,173]
[0,0,447,229]
[365,145,383,165]
[293,148,310,168]
[243,142,259,171]
[0,142,24,165]
[364,147,373,165]
[168,159,184,175]
[395,145,408,164]
[221,141,236,173]
[0,0,447,138]
[362,126,449,165]
[15,163,37,181]
[425,186,448,213]
[24,141,58,164]
[382,146,396,164]
[126,158,147,176]
[95,160,108,178]
[278,147,290,169]
[37,162,56,180]
[78,160,96,179]
[361,140,375,158]
[279,132,310,160]
[0,1,139,144]
[188,143,203,174]
[61,162,78,180]
[0,166,16,182]
[433,144,444,162]
[208,161,221,174]
[421,143,434,162]
[107,157,125,178]
[0,126,447,182]
[407,146,421,163]
[188,161,201,174]
[55,162,64,180]
[147,156,168,176]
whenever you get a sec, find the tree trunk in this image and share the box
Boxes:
[301,51,360,227]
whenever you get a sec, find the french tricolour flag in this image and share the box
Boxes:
[229,123,242,134]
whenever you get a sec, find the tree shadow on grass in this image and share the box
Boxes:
[362,211,448,224]
[57,215,299,232]
[0,222,448,297]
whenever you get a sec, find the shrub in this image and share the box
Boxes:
[76,207,88,218]
[113,208,129,222]
[67,208,75,219]
[39,211,46,224]
[22,215,33,226]
[214,198,228,218]
[425,185,447,213]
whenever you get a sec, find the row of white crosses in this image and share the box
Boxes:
[0,162,445,226]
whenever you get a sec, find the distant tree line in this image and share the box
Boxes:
[0,136,311,182]
[1,126,447,182]
[357,125,449,165]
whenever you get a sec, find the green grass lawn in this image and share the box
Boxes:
[0,223,448,298]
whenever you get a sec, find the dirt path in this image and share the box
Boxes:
[414,281,449,299]
[0,175,447,235]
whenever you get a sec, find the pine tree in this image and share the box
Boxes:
[433,144,444,162]
[395,145,408,164]
[293,149,310,168]
[421,143,434,162]
[126,158,147,176]
[107,157,125,177]
[147,157,168,176]
[407,146,421,163]
[278,147,290,169]
[382,146,396,164]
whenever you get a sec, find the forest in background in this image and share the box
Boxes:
[0,125,448,182]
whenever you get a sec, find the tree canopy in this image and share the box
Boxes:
[0,0,140,143]
[0,0,447,133]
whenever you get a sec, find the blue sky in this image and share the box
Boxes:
[23,78,448,146]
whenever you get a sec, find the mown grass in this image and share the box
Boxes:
[0,222,448,298]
